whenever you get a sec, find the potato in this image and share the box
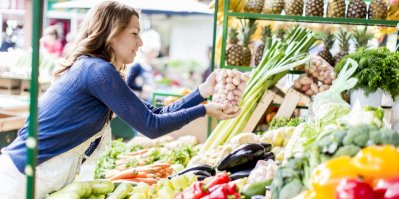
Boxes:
[305,89,314,96]
[227,70,235,78]
[227,92,235,101]
[301,85,310,92]
[299,76,313,85]
[324,79,332,85]
[226,83,236,91]
[240,73,250,82]
[233,89,243,97]
[238,82,246,91]
[310,83,319,93]
[220,70,228,78]
[232,77,241,86]
[294,80,301,89]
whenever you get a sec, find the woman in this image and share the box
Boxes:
[0,1,239,198]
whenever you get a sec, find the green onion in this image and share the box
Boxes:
[201,27,316,152]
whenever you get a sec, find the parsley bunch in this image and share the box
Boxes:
[335,47,399,98]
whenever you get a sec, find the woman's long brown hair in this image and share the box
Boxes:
[54,1,139,77]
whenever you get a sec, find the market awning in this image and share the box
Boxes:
[52,0,213,15]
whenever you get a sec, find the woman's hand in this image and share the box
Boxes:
[204,102,241,120]
[199,72,216,99]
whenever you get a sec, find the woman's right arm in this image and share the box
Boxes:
[86,62,206,139]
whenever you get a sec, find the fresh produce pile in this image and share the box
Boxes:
[47,180,116,199]
[268,117,304,130]
[106,163,173,185]
[294,56,336,97]
[176,173,241,199]
[129,173,198,199]
[260,127,295,162]
[297,145,399,199]
[213,69,250,114]
[95,136,199,181]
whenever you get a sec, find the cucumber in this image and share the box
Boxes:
[89,180,115,195]
[106,183,133,199]
[241,180,272,199]
[47,191,80,199]
[59,182,90,197]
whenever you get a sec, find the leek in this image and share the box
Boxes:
[201,27,316,152]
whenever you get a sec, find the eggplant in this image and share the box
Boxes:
[176,164,215,176]
[196,174,210,181]
[259,143,272,152]
[217,143,266,172]
[263,152,275,161]
[168,169,212,180]
[230,168,253,181]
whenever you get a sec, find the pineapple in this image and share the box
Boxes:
[255,26,272,66]
[263,0,285,14]
[317,31,335,66]
[346,0,367,18]
[276,28,286,40]
[352,27,373,50]
[327,0,346,18]
[226,28,243,66]
[240,20,257,66]
[305,0,324,16]
[334,30,351,64]
[285,0,304,16]
[368,0,388,19]
[245,0,265,13]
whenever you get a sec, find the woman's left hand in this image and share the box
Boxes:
[198,71,216,99]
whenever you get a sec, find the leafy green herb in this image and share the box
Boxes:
[335,47,399,98]
[268,117,304,130]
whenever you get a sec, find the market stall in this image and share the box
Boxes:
[8,0,399,198]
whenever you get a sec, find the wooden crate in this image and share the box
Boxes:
[0,112,25,132]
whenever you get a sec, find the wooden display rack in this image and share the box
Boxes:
[242,87,311,133]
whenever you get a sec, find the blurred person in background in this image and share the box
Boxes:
[126,29,161,102]
[40,25,63,57]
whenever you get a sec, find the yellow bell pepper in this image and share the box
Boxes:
[310,156,358,199]
[351,145,399,180]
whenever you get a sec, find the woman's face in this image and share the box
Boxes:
[111,16,143,66]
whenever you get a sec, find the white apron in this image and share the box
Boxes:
[0,123,112,199]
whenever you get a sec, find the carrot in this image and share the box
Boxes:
[109,169,147,181]
[165,167,174,175]
[148,163,170,169]
[125,178,158,185]
[126,149,149,156]
[145,173,158,178]
[116,165,127,171]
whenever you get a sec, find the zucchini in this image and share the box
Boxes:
[89,180,115,195]
[59,182,91,197]
[241,180,272,199]
[47,191,80,199]
[106,183,133,199]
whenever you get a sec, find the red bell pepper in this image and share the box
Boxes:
[176,181,208,199]
[374,176,399,199]
[335,179,376,199]
[201,183,240,199]
[203,173,231,191]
